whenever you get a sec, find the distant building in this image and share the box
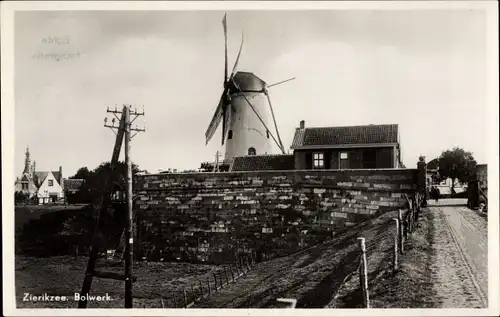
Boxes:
[14,147,65,204]
[290,121,403,170]
[63,178,86,204]
[476,164,487,190]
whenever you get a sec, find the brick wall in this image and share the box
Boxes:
[134,168,418,263]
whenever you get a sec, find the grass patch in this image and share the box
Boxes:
[15,255,223,308]
[363,209,439,308]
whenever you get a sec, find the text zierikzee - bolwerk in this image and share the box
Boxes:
[23,293,112,302]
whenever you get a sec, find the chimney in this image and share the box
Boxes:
[59,165,63,186]
[299,120,305,129]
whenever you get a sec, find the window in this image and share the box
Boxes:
[363,150,377,169]
[48,180,53,186]
[248,147,256,155]
[22,183,28,190]
[340,152,349,169]
[266,130,270,139]
[313,152,324,169]
[227,130,233,140]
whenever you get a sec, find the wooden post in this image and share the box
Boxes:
[276,298,297,308]
[198,279,203,297]
[230,265,235,281]
[224,266,230,284]
[235,261,241,276]
[415,201,420,222]
[124,106,134,308]
[78,109,126,309]
[183,289,188,308]
[160,298,165,308]
[213,273,218,290]
[414,201,419,225]
[357,237,370,308]
[173,293,178,308]
[240,258,246,273]
[398,209,404,254]
[207,276,211,295]
[411,210,414,232]
[246,256,251,271]
[412,208,416,232]
[220,272,225,288]
[392,218,399,273]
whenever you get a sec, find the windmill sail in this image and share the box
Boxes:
[205,96,225,144]
[264,90,286,153]
[205,14,245,146]
[231,33,244,75]
[223,13,228,83]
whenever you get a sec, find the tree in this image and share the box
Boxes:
[71,167,91,180]
[69,161,140,204]
[438,147,477,191]
[86,161,140,203]
[15,191,28,204]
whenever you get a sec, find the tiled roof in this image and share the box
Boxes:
[291,124,399,149]
[52,171,61,182]
[291,128,306,149]
[64,178,85,191]
[33,171,49,187]
[231,154,294,172]
[33,171,61,187]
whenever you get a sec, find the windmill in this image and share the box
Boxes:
[204,13,295,162]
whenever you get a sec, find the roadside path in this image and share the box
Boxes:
[428,199,488,308]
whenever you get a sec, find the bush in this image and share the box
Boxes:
[15,191,29,204]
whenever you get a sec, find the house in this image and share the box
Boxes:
[14,147,65,204]
[63,178,86,204]
[33,170,64,204]
[290,121,404,170]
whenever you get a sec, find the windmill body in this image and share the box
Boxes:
[223,72,275,161]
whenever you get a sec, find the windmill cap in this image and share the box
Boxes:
[230,71,266,93]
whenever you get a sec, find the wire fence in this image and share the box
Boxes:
[331,192,424,308]
[159,253,257,308]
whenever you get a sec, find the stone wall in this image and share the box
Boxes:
[134,168,418,263]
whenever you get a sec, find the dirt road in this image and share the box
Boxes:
[428,199,488,308]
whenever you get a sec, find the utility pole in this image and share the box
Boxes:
[104,105,145,308]
[214,150,222,172]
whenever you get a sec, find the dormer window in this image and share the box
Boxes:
[228,130,233,140]
[248,147,256,155]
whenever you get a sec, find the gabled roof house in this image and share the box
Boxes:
[291,121,404,170]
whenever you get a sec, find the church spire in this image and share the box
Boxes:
[23,146,31,174]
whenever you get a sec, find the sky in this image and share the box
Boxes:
[14,9,490,177]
